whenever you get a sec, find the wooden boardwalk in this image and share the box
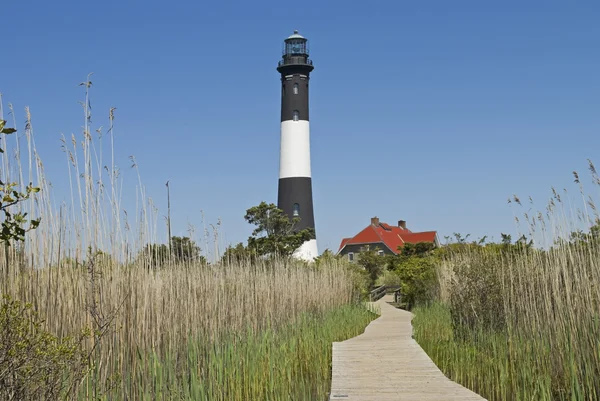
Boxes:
[329,294,487,401]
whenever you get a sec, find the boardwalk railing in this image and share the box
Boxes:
[369,285,401,302]
[369,285,386,302]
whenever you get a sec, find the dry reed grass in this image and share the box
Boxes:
[1,257,356,352]
[0,82,371,399]
[414,161,600,400]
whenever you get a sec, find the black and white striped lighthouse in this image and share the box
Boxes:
[276,30,318,261]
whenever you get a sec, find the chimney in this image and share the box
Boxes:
[370,217,380,227]
[398,220,406,229]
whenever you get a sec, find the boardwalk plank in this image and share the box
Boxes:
[329,295,487,401]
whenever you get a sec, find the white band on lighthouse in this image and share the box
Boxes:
[279,120,311,179]
[293,239,318,261]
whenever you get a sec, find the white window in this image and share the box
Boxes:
[292,203,300,217]
[348,252,354,261]
[378,250,384,256]
[293,110,299,121]
[293,83,299,94]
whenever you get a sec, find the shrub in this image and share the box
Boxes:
[378,270,402,288]
[0,295,88,400]
[357,248,386,286]
[386,243,438,309]
[393,256,437,309]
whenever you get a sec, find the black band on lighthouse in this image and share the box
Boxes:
[277,177,316,235]
[280,75,310,122]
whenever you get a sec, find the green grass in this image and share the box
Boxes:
[413,302,600,401]
[80,303,376,400]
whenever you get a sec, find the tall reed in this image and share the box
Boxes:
[413,162,600,400]
[0,83,374,399]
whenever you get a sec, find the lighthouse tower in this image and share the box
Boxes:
[276,30,318,261]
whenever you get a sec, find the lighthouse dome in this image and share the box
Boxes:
[286,30,305,40]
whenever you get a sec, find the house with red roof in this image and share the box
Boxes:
[336,217,439,262]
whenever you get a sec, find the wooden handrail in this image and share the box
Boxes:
[369,285,387,302]
[369,285,401,302]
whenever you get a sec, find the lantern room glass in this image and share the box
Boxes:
[285,39,307,56]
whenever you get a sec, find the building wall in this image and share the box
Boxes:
[338,242,394,262]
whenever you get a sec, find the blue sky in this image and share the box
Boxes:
[2,0,599,256]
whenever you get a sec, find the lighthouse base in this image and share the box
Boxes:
[292,239,318,262]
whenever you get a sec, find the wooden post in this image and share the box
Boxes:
[166,180,171,251]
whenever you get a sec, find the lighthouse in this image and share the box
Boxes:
[276,30,318,261]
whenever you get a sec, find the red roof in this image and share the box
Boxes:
[337,220,437,255]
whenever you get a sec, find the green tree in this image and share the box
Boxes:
[378,269,402,288]
[221,242,257,264]
[244,201,315,258]
[387,242,438,309]
[139,243,170,269]
[357,247,386,286]
[392,256,436,309]
[170,235,203,263]
[139,236,205,268]
[314,248,340,267]
[565,220,600,246]
[0,120,40,244]
[399,242,435,257]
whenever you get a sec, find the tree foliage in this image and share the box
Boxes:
[170,235,202,262]
[139,236,205,268]
[0,120,40,244]
[244,201,314,258]
[221,242,257,264]
[356,247,387,286]
[555,220,600,249]
[387,242,437,309]
[140,243,170,269]
[400,242,436,257]
[314,248,340,267]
